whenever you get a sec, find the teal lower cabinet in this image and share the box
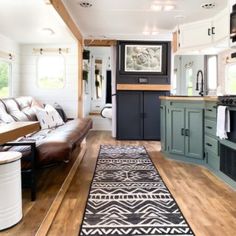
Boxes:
[166,102,204,160]
[185,108,203,159]
[204,101,220,171]
[168,107,185,155]
[160,98,236,189]
[160,104,166,151]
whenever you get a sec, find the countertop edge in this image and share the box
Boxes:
[159,96,218,102]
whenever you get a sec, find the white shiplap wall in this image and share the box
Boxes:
[0,33,20,97]
[19,43,79,118]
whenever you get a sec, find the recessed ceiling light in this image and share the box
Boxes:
[152,31,159,35]
[201,2,216,9]
[163,5,176,11]
[79,1,92,8]
[143,31,150,35]
[150,4,162,11]
[41,28,55,35]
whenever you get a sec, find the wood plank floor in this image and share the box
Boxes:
[2,131,236,236]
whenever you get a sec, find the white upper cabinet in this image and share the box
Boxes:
[179,19,212,49]
[177,7,229,51]
[212,7,229,43]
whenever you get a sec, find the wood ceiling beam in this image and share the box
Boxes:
[50,0,83,45]
[84,39,117,47]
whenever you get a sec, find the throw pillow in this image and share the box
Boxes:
[53,103,68,122]
[35,104,64,129]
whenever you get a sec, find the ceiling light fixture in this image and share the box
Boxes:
[142,31,151,35]
[152,31,159,35]
[163,5,176,11]
[150,4,162,11]
[201,2,216,9]
[79,1,93,8]
[41,28,55,36]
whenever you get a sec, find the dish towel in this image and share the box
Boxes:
[216,106,230,139]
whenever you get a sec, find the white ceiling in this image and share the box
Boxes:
[63,0,228,40]
[0,0,75,44]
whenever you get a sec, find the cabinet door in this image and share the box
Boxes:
[160,104,166,151]
[168,107,185,155]
[213,7,229,43]
[117,91,143,140]
[185,108,203,159]
[143,92,165,140]
[179,19,212,48]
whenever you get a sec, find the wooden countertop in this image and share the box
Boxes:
[0,121,40,145]
[159,96,218,102]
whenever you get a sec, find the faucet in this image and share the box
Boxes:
[196,70,204,97]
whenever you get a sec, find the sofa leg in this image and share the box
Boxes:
[30,143,37,201]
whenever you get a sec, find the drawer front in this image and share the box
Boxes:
[205,135,218,155]
[205,103,217,119]
[205,119,217,137]
[207,150,220,171]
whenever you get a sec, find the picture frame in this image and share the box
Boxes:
[124,44,162,73]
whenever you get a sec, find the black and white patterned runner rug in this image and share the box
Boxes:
[79,145,194,236]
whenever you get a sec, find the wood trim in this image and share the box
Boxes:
[117,84,171,91]
[35,143,87,236]
[78,42,84,118]
[84,39,117,47]
[50,0,83,44]
[172,31,178,53]
[0,122,40,145]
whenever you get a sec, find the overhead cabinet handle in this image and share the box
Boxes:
[212,27,215,35]
[208,28,211,36]
[181,128,185,136]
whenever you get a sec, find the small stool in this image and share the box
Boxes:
[0,151,22,231]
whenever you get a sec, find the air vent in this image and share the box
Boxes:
[79,1,92,8]
[201,2,216,9]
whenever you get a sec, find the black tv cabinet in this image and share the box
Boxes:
[116,91,167,140]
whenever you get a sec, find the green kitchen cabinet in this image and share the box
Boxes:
[165,101,204,160]
[168,107,185,155]
[204,101,219,171]
[160,104,166,151]
[185,108,203,159]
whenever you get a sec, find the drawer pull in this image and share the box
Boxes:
[206,126,213,129]
[207,109,212,112]
[185,129,189,136]
[206,143,213,147]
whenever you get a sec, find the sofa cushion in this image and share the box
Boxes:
[16,96,43,121]
[8,118,93,166]
[0,100,15,123]
[35,104,64,129]
[1,98,30,121]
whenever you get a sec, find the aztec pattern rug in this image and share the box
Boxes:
[79,145,194,236]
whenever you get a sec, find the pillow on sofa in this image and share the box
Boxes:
[35,104,64,129]
[53,103,67,122]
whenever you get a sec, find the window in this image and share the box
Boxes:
[37,55,65,89]
[0,60,11,98]
[226,63,236,94]
[186,68,193,96]
[207,55,217,92]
